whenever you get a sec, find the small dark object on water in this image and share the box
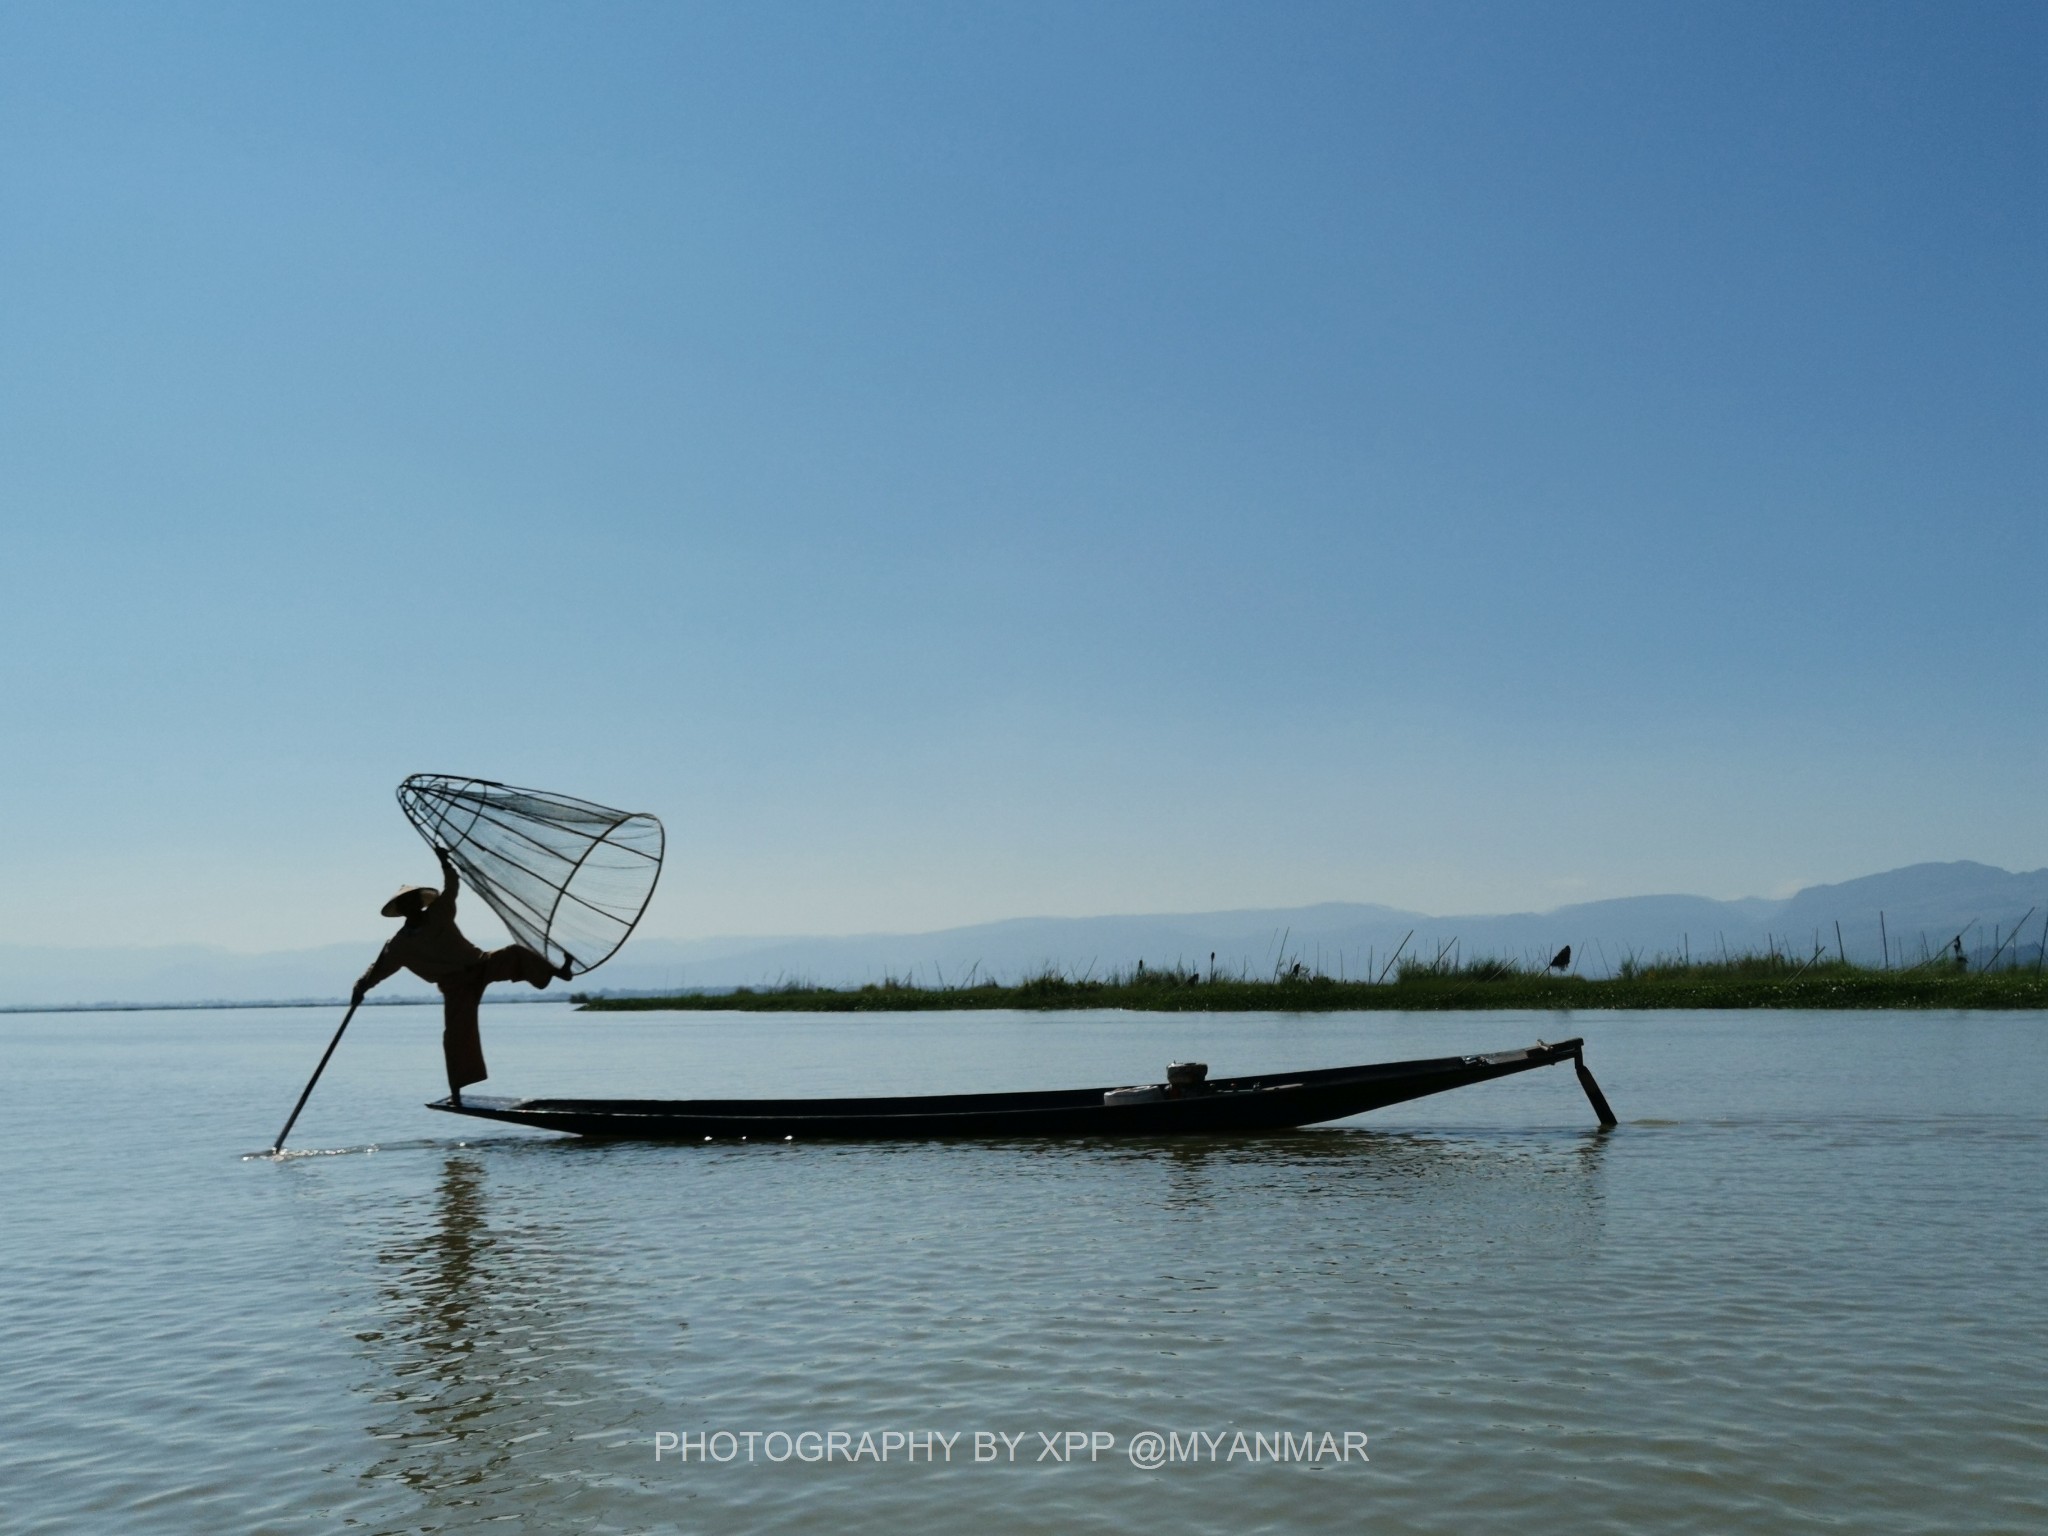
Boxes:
[1549,946,1572,972]
[428,1038,1617,1140]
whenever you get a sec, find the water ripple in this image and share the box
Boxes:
[2,1007,2044,1533]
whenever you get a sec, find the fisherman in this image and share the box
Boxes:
[353,847,570,1105]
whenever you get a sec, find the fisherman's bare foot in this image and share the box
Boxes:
[555,958,575,981]
[450,1090,463,1107]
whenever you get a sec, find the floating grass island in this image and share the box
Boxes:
[579,955,2048,1013]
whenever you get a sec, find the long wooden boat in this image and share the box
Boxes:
[427,1037,1616,1140]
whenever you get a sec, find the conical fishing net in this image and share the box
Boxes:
[397,774,665,978]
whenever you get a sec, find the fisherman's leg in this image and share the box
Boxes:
[438,974,490,1102]
[481,944,561,991]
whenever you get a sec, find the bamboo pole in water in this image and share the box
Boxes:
[1574,1051,1618,1128]
[270,999,362,1154]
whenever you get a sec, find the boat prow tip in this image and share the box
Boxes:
[428,1093,521,1116]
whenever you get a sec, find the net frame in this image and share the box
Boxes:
[396,773,665,978]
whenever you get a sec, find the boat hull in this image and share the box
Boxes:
[426,1038,1597,1140]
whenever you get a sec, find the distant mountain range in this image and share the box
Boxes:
[7,861,2048,1010]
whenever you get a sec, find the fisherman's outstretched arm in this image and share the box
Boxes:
[352,943,402,1005]
[436,847,461,910]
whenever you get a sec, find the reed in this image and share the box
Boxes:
[577,948,2048,1013]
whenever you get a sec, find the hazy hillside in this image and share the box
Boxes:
[1776,864,2048,966]
[0,942,424,1010]
[590,863,2046,991]
[8,861,2046,1008]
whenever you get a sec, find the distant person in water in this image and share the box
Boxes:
[353,848,570,1105]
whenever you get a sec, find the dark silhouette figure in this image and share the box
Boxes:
[354,848,568,1104]
[1951,936,1967,972]
[1548,946,1572,972]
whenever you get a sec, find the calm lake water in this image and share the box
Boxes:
[3,1004,2043,1534]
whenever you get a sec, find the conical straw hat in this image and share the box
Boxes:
[380,885,439,918]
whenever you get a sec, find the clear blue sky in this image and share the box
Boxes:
[3,1,2043,952]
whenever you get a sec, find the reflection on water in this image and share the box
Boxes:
[12,1005,2045,1536]
[354,1152,629,1531]
[942,1124,1614,1220]
[344,1129,1616,1530]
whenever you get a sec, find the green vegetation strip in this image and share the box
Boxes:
[580,963,2048,1013]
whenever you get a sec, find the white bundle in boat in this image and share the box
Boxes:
[1104,1085,1168,1107]
[1104,1062,1208,1106]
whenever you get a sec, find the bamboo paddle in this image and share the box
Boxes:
[268,998,360,1154]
